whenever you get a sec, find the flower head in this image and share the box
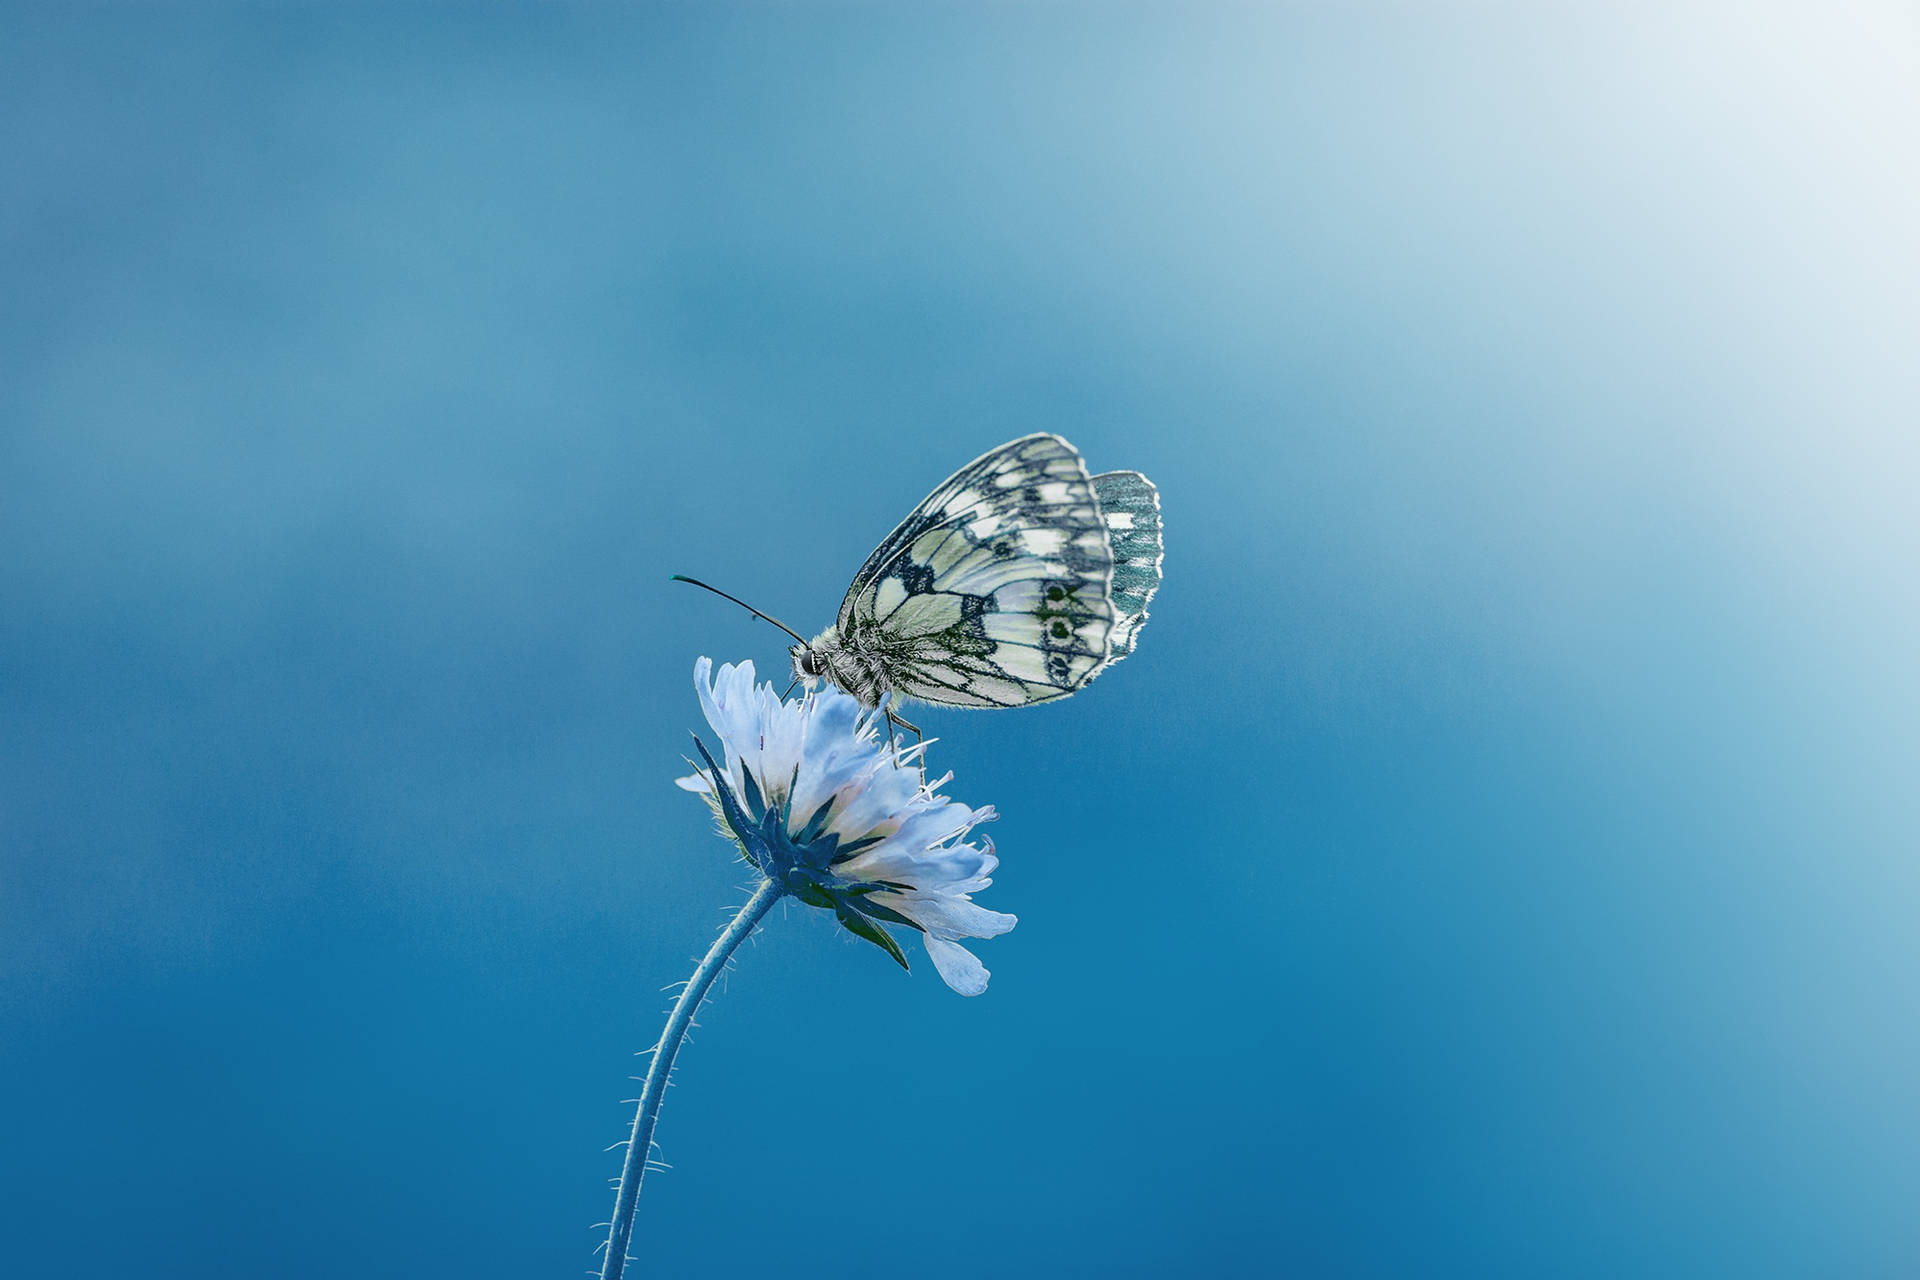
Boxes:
[676,657,1015,996]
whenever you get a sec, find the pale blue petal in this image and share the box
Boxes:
[785,690,874,834]
[924,936,991,996]
[884,892,1018,941]
[694,657,763,783]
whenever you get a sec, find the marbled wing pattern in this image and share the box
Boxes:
[1089,470,1163,663]
[832,434,1118,708]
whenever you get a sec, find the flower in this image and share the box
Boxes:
[675,657,1015,996]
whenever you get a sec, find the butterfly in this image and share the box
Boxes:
[675,433,1162,734]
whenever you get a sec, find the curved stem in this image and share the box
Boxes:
[601,877,784,1280]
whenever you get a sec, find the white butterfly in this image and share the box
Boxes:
[678,433,1162,732]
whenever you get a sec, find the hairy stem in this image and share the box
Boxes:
[600,876,784,1280]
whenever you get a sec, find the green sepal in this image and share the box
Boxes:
[738,763,768,822]
[844,892,923,932]
[690,734,768,875]
[828,833,885,865]
[791,878,837,910]
[792,792,836,848]
[833,900,911,972]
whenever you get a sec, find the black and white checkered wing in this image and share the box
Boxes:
[836,434,1117,707]
[1090,470,1162,663]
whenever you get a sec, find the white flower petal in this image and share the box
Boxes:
[874,891,1017,941]
[837,810,995,889]
[924,936,991,997]
[840,840,988,893]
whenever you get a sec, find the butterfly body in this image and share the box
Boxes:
[789,433,1162,712]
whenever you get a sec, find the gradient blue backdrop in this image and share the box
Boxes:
[4,5,1917,1277]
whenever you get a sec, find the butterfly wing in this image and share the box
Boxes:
[1090,470,1162,663]
[835,434,1117,708]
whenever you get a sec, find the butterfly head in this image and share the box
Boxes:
[790,626,855,694]
[790,643,829,684]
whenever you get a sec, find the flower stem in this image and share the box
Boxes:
[600,876,784,1280]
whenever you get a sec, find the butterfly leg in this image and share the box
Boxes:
[884,709,927,782]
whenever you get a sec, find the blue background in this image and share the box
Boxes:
[4,5,1917,1276]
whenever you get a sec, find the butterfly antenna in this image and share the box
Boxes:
[669,575,810,646]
